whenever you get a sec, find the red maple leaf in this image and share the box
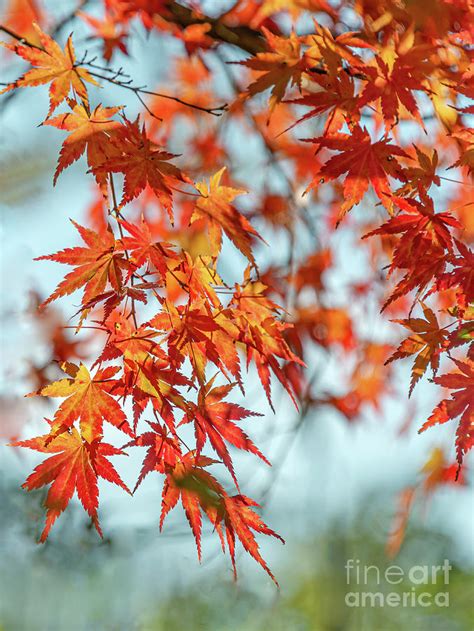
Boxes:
[357,45,435,129]
[119,216,178,278]
[420,358,474,473]
[363,194,461,308]
[285,72,358,134]
[181,379,269,485]
[304,125,408,221]
[96,117,191,221]
[10,427,129,541]
[160,451,224,560]
[125,421,182,491]
[79,11,128,61]
[208,494,284,585]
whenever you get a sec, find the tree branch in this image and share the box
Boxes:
[164,1,266,55]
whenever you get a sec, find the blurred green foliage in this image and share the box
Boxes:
[1,474,472,631]
[145,528,474,631]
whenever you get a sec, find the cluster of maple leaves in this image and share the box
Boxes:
[2,0,473,583]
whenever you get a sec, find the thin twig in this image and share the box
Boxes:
[85,68,228,117]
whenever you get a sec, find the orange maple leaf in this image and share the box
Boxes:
[43,100,123,185]
[386,446,465,557]
[236,28,305,117]
[3,0,44,45]
[232,273,304,407]
[79,11,128,62]
[36,220,128,309]
[149,299,226,383]
[1,24,97,115]
[192,168,262,266]
[125,421,182,491]
[386,303,449,395]
[172,252,225,309]
[30,362,132,443]
[159,451,283,583]
[118,216,178,278]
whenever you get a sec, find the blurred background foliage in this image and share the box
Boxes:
[1,474,472,630]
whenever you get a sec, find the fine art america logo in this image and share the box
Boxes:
[345,559,451,608]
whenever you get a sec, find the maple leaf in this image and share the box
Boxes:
[386,303,449,395]
[1,24,98,115]
[314,342,391,421]
[285,72,358,135]
[172,252,225,309]
[304,21,367,75]
[30,362,132,443]
[419,358,474,472]
[10,427,129,541]
[449,127,474,176]
[207,494,284,585]
[125,421,182,491]
[232,273,304,407]
[121,358,190,433]
[79,11,128,62]
[236,28,305,117]
[98,312,189,430]
[386,487,416,559]
[105,0,169,29]
[304,126,408,221]
[363,194,461,308]
[149,299,225,383]
[290,248,332,293]
[176,23,215,57]
[43,100,123,185]
[211,310,244,388]
[118,216,178,278]
[79,285,148,325]
[36,220,128,309]
[181,380,269,485]
[4,0,44,45]
[386,445,466,558]
[159,451,282,582]
[357,42,435,129]
[293,306,356,351]
[160,451,224,560]
[96,117,191,221]
[421,446,467,494]
[446,319,474,354]
[396,146,440,197]
[433,240,474,312]
[99,311,166,365]
[192,168,261,266]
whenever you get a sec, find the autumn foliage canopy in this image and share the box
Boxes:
[2,0,473,583]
